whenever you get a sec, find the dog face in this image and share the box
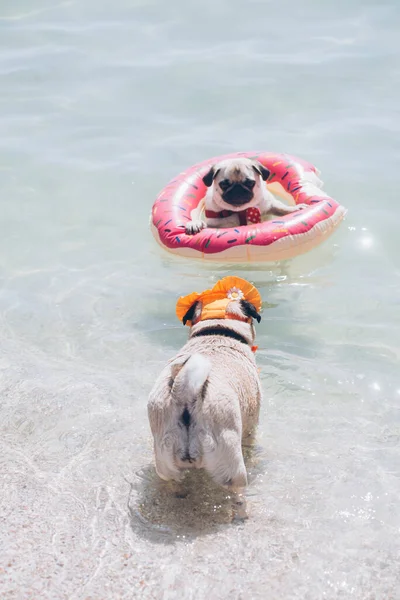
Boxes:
[202,158,270,212]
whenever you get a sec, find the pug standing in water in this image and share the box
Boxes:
[148,277,263,517]
[185,157,308,234]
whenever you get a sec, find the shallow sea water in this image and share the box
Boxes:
[1,0,400,598]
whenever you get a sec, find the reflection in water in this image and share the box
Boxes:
[130,467,236,539]
[130,444,267,541]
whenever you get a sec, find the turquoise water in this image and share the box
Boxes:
[1,1,399,598]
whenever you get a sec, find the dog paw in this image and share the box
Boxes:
[185,220,206,235]
[295,203,309,211]
[232,495,249,521]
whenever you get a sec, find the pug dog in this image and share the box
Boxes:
[185,157,308,234]
[147,289,262,504]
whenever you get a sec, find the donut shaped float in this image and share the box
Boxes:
[151,151,346,262]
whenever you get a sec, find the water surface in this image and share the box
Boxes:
[1,0,399,598]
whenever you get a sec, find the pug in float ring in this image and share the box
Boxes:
[185,157,308,235]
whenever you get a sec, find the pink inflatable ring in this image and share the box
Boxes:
[151,151,346,262]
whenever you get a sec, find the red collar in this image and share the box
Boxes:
[205,208,261,226]
[205,208,247,226]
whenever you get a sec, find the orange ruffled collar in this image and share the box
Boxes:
[176,276,262,325]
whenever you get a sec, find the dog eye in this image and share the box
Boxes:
[219,180,231,191]
[244,179,255,189]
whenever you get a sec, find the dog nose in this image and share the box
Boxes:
[223,183,253,206]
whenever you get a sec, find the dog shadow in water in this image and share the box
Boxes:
[127,442,267,543]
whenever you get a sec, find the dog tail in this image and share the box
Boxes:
[149,354,211,481]
[169,354,211,467]
[170,353,211,403]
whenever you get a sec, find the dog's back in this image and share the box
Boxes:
[148,336,260,489]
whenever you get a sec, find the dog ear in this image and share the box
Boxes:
[202,166,220,187]
[182,301,200,326]
[240,300,262,323]
[252,161,270,181]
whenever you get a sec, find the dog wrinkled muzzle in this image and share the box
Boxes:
[222,183,253,206]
